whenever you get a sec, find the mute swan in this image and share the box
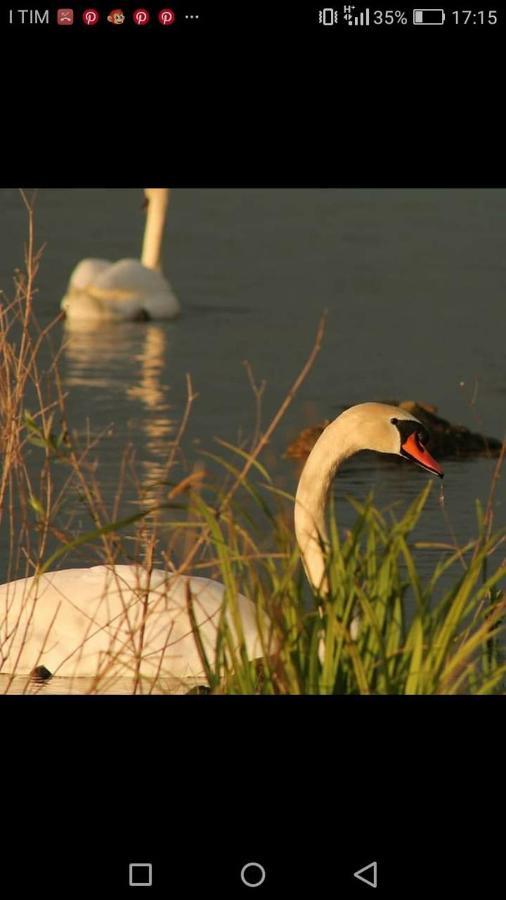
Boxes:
[294,402,443,595]
[60,189,180,322]
[0,403,442,690]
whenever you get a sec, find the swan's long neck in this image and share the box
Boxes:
[294,414,360,595]
[141,189,170,271]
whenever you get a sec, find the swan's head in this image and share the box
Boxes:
[337,402,444,477]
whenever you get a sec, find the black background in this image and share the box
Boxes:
[0,4,504,895]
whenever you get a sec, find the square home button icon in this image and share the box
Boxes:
[129,863,153,887]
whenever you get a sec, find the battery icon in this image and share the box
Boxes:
[413,9,445,24]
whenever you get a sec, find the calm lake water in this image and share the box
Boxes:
[0,188,504,585]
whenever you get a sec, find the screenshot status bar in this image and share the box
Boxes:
[4,6,501,29]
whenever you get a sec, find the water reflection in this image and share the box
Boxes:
[63,319,176,499]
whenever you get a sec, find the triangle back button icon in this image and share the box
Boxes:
[353,861,378,888]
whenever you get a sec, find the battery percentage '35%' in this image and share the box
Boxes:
[372,10,408,23]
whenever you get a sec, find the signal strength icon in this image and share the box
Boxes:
[343,5,370,25]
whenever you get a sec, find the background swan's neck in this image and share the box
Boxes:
[141,189,170,271]
[294,415,359,594]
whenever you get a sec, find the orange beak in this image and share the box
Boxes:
[401,433,444,478]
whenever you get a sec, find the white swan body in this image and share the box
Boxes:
[0,565,262,685]
[62,258,180,322]
[0,403,443,690]
[61,189,180,322]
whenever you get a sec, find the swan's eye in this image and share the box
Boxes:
[390,417,398,425]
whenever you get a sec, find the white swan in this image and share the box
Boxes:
[0,403,442,690]
[60,189,180,322]
[294,402,442,595]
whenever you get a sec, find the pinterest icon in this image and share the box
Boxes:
[83,8,100,25]
[133,8,150,25]
[158,8,175,25]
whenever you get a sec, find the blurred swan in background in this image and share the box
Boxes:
[61,189,180,322]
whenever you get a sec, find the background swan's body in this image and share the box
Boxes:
[61,190,180,322]
[0,403,442,690]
